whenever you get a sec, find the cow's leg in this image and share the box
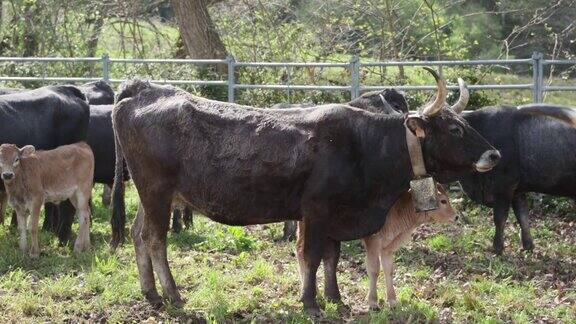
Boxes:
[132,203,161,305]
[493,201,510,255]
[363,237,381,311]
[182,207,193,229]
[380,251,396,305]
[10,210,17,229]
[296,220,323,315]
[512,194,534,251]
[15,208,28,254]
[282,221,297,241]
[29,202,42,259]
[42,203,57,233]
[71,193,91,254]
[171,208,182,233]
[102,185,112,207]
[141,193,183,306]
[0,190,7,225]
[56,200,75,244]
[322,238,342,303]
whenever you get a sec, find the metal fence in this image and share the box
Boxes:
[0,52,575,103]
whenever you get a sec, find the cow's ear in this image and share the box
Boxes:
[405,116,427,139]
[20,145,35,158]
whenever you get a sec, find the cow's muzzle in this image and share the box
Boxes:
[1,172,14,181]
[474,150,500,172]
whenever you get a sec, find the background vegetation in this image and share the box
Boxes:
[1,0,576,106]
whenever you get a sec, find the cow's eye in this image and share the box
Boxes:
[13,158,19,165]
[440,199,448,204]
[448,124,463,137]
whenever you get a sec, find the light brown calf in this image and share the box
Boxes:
[362,185,456,310]
[0,142,94,258]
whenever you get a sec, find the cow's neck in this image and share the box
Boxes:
[363,114,415,191]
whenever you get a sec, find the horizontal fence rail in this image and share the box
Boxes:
[0,52,574,103]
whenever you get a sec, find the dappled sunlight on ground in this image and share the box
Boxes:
[0,184,574,322]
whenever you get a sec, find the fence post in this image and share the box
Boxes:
[532,51,543,103]
[101,53,110,82]
[227,55,235,103]
[350,55,360,99]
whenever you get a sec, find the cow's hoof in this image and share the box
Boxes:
[304,306,321,317]
[369,304,381,312]
[492,245,504,255]
[168,297,185,308]
[522,241,535,251]
[144,291,163,308]
[29,249,40,259]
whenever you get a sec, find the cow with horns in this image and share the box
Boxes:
[344,79,576,255]
[448,100,576,254]
[111,68,500,314]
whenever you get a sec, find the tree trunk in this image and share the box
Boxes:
[384,0,405,80]
[22,2,39,57]
[170,0,228,68]
[86,15,104,58]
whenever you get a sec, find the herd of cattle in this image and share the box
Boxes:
[0,68,575,314]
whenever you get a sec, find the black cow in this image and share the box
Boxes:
[0,86,90,242]
[355,83,576,255]
[281,88,409,240]
[79,81,115,105]
[2,80,114,105]
[111,69,500,313]
[451,103,576,254]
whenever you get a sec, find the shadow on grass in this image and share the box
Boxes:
[0,225,117,279]
[398,245,576,283]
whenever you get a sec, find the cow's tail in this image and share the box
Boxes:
[110,111,127,250]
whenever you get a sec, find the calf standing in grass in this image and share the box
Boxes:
[0,143,94,258]
[361,185,456,310]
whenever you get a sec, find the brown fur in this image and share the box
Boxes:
[0,142,94,258]
[361,185,456,309]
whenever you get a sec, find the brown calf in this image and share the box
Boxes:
[0,142,94,258]
[361,185,456,310]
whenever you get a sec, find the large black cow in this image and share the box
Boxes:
[451,103,576,254]
[354,84,576,255]
[111,69,500,313]
[0,86,90,242]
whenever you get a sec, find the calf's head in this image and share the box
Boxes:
[405,68,500,175]
[426,185,458,223]
[0,144,35,182]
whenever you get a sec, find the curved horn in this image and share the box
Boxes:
[421,67,447,117]
[451,78,469,114]
[517,104,576,127]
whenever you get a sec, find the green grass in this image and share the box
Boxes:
[0,184,574,322]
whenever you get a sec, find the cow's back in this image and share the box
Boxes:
[516,114,576,197]
[114,90,320,225]
[80,81,114,105]
[0,86,89,149]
